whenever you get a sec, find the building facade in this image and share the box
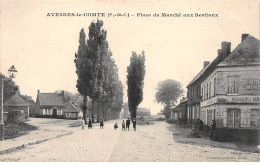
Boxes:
[187,40,232,125]
[171,97,187,124]
[4,90,30,123]
[35,90,81,119]
[200,34,260,128]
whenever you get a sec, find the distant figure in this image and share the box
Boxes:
[88,117,93,129]
[199,119,204,133]
[80,117,85,130]
[114,122,118,129]
[122,120,126,130]
[211,119,216,139]
[100,118,104,129]
[126,118,131,131]
[133,118,136,131]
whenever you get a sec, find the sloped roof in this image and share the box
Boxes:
[218,35,260,66]
[27,100,36,107]
[38,91,81,113]
[187,64,210,87]
[38,93,65,106]
[64,101,81,113]
[4,93,29,107]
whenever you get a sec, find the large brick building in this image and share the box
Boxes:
[187,41,231,124]
[200,34,260,128]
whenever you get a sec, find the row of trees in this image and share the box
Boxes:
[74,20,123,123]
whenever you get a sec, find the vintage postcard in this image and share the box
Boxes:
[0,0,259,162]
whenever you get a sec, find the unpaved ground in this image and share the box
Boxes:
[0,118,259,162]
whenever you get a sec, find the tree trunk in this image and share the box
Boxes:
[97,101,100,123]
[83,95,88,124]
[130,106,137,121]
[91,99,95,123]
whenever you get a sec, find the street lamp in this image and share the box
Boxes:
[0,65,17,141]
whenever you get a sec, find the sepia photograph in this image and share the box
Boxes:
[0,0,259,162]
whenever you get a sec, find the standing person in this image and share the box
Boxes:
[126,118,131,131]
[133,118,136,131]
[199,119,204,133]
[211,119,216,139]
[100,118,104,129]
[122,120,126,131]
[88,117,93,129]
[79,117,85,130]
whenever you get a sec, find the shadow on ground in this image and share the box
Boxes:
[166,123,260,153]
[4,123,39,140]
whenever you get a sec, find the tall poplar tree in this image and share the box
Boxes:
[127,51,146,120]
[74,29,93,124]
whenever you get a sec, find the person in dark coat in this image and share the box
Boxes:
[100,118,104,129]
[133,118,136,131]
[211,119,216,139]
[88,117,93,129]
[114,122,118,129]
[126,118,130,131]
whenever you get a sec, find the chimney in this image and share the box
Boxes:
[14,87,19,95]
[61,90,65,101]
[203,61,210,68]
[37,90,40,94]
[241,34,249,42]
[218,41,231,59]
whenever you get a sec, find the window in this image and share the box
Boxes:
[206,83,208,100]
[192,107,195,119]
[42,109,46,115]
[227,109,241,127]
[57,109,62,115]
[214,78,216,96]
[201,87,204,101]
[207,109,212,125]
[47,109,52,115]
[209,82,211,98]
[197,86,200,97]
[66,113,69,118]
[227,76,239,94]
[251,109,259,128]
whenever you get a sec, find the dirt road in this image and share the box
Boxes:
[0,118,259,161]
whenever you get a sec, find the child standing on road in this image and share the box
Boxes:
[100,118,104,129]
[126,118,130,131]
[122,120,125,130]
[88,117,93,129]
[80,117,85,130]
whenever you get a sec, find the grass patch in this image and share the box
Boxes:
[4,123,38,140]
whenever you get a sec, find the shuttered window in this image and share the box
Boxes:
[227,109,241,127]
[251,109,259,128]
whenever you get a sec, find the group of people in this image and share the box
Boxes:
[114,118,136,131]
[196,118,216,139]
[79,117,137,131]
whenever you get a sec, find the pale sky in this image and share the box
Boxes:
[0,0,259,115]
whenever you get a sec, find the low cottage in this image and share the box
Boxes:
[4,90,29,123]
[35,90,81,119]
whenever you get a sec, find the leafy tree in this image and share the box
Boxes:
[127,51,146,120]
[20,94,32,101]
[0,73,18,103]
[86,20,107,122]
[155,79,184,119]
[74,28,93,124]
